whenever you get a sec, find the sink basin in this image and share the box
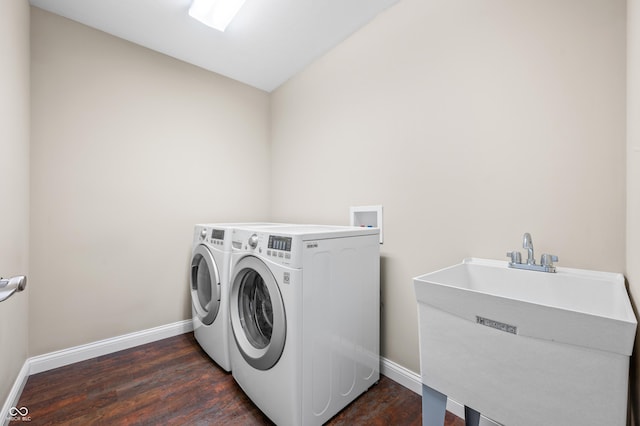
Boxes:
[414,258,637,426]
[415,257,636,355]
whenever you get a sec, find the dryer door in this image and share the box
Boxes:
[230,256,286,371]
[190,244,221,326]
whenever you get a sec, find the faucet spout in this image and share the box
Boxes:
[523,233,535,265]
[507,233,556,272]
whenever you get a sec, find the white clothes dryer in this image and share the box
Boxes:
[190,223,289,372]
[228,225,380,425]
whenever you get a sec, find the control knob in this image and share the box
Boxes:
[248,234,259,249]
[200,229,207,239]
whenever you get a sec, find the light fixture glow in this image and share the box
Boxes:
[189,0,247,32]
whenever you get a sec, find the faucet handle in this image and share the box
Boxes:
[506,251,522,264]
[540,253,558,267]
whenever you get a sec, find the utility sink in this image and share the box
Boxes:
[414,258,637,426]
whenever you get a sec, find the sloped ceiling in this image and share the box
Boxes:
[30,0,400,92]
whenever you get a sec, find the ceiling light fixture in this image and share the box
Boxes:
[189,0,247,32]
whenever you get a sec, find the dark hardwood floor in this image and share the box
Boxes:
[14,333,463,425]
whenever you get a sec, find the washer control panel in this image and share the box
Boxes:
[268,235,292,252]
[266,235,292,260]
[233,230,295,265]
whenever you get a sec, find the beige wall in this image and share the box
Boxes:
[0,0,30,405]
[628,0,640,423]
[271,0,627,373]
[29,8,270,356]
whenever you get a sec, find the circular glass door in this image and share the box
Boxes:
[230,256,286,370]
[190,244,221,325]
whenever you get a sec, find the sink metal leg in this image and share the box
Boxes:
[464,406,481,426]
[421,384,447,426]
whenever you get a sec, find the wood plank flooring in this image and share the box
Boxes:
[14,333,464,425]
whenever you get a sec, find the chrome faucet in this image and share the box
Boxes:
[523,232,535,265]
[507,233,558,273]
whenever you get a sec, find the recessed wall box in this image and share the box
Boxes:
[350,205,383,244]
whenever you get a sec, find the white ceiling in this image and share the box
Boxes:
[29,0,400,92]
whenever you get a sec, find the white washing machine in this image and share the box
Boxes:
[228,225,380,425]
[190,223,289,372]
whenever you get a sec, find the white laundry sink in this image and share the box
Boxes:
[414,258,637,426]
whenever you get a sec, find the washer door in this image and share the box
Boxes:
[190,244,221,326]
[230,256,286,371]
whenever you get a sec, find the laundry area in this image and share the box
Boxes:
[2,0,640,425]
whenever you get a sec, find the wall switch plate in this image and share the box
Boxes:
[350,205,383,244]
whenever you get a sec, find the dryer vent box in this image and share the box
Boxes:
[350,205,383,244]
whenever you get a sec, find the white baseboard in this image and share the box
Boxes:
[29,320,193,375]
[1,361,29,426]
[380,355,422,394]
[380,357,501,426]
